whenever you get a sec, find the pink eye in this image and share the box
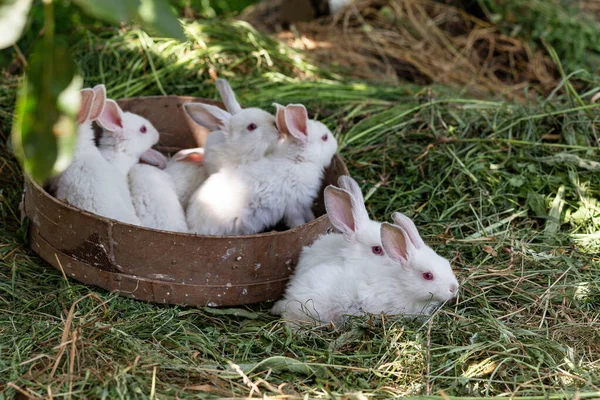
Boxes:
[140,125,147,134]
[321,134,328,141]
[247,123,257,131]
[371,245,383,255]
[423,272,434,281]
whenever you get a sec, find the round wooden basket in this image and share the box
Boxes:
[21,96,349,307]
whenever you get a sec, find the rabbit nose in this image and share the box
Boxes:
[449,283,458,294]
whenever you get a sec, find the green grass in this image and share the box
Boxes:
[1,10,600,400]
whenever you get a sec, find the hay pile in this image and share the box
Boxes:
[241,0,559,99]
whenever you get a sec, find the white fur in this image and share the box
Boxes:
[128,163,188,232]
[55,87,141,225]
[175,94,282,213]
[272,179,459,329]
[186,104,338,235]
[55,123,141,225]
[97,111,160,177]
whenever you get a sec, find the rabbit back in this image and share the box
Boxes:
[129,164,188,232]
[164,159,207,209]
[272,261,362,326]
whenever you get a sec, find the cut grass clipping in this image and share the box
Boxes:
[1,15,600,400]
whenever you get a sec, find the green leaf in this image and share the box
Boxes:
[138,0,185,41]
[236,356,326,377]
[545,185,565,235]
[0,0,34,49]
[526,191,547,218]
[11,37,81,183]
[72,0,185,41]
[508,175,526,188]
[201,307,262,319]
[70,0,137,24]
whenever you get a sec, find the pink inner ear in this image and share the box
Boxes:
[173,148,205,165]
[180,153,204,164]
[98,100,123,131]
[184,103,231,133]
[88,84,106,121]
[273,103,289,135]
[284,104,308,141]
[381,223,412,264]
[77,89,94,124]
[324,186,356,237]
[140,148,167,169]
[392,212,425,249]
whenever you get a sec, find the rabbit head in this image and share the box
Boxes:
[380,213,459,312]
[276,103,337,169]
[97,99,165,167]
[184,102,281,160]
[324,176,385,263]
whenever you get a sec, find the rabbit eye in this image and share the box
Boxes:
[140,125,147,134]
[371,246,383,255]
[321,134,328,141]
[423,272,434,281]
[247,123,257,131]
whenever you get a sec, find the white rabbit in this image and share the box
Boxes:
[164,79,282,209]
[270,103,339,228]
[164,148,207,208]
[45,86,100,195]
[55,85,141,225]
[128,163,188,232]
[168,92,280,209]
[186,103,338,235]
[272,185,459,328]
[96,98,169,226]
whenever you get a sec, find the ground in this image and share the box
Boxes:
[0,1,600,399]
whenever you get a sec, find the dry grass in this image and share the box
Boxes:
[241,0,600,100]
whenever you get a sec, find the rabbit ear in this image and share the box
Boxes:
[140,148,167,169]
[273,103,289,135]
[380,222,414,266]
[88,84,106,121]
[391,212,425,249]
[337,175,368,223]
[216,79,242,115]
[284,104,309,142]
[77,89,95,124]
[324,186,357,238]
[184,103,231,133]
[172,148,205,164]
[97,99,124,131]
